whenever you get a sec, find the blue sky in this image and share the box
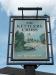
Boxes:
[0,0,56,74]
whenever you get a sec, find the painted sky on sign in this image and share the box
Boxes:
[0,0,56,74]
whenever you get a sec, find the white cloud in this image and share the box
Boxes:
[51,17,55,30]
[0,0,56,16]
[0,0,56,29]
[1,0,56,31]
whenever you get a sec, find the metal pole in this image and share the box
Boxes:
[17,7,42,75]
[18,7,42,18]
[22,9,23,18]
[36,10,38,17]
[24,65,37,75]
[18,7,42,10]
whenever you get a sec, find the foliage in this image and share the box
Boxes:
[15,31,24,51]
[40,33,45,44]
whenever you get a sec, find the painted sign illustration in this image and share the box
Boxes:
[12,19,48,60]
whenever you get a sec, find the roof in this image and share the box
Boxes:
[0,67,56,75]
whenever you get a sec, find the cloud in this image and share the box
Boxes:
[0,0,56,33]
[37,65,56,74]
[50,17,55,30]
[0,0,56,29]
[0,0,56,16]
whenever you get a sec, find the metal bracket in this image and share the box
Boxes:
[18,7,42,18]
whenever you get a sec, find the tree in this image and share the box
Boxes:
[40,33,45,44]
[15,31,24,51]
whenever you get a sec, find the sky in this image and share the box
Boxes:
[0,0,56,74]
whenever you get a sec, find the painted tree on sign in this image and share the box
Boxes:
[15,31,24,51]
[40,33,45,44]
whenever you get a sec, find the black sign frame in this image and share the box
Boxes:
[7,16,53,65]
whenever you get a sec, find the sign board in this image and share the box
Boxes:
[7,16,53,65]
[12,19,48,60]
